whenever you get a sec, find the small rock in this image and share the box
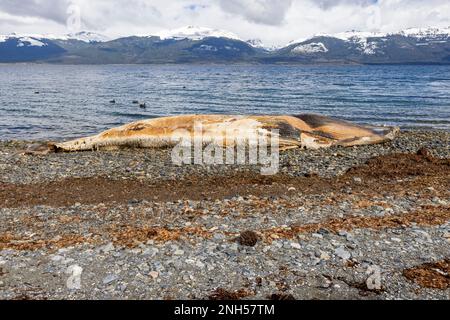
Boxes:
[149,271,159,279]
[117,283,128,292]
[318,228,330,235]
[144,247,159,256]
[335,247,351,260]
[320,278,332,288]
[50,255,65,262]
[414,230,433,243]
[213,233,225,241]
[229,243,239,251]
[66,265,83,290]
[174,249,185,256]
[318,251,330,260]
[103,274,119,285]
[432,197,447,206]
[290,242,301,250]
[128,199,142,205]
[138,263,150,272]
[100,242,115,253]
[353,177,362,184]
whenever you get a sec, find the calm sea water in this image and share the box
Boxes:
[0,64,449,140]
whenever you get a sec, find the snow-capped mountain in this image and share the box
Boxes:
[0,34,48,47]
[0,31,109,45]
[246,38,264,48]
[398,26,450,39]
[0,26,448,64]
[289,27,450,45]
[291,42,328,54]
[245,39,280,51]
[0,31,110,62]
[287,26,450,55]
[281,26,450,62]
[152,26,276,51]
[48,31,111,43]
[0,34,65,62]
[155,26,240,41]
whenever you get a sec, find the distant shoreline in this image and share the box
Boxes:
[1,62,450,66]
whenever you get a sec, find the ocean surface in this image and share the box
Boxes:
[0,64,449,140]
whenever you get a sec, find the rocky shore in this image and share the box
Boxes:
[0,130,449,300]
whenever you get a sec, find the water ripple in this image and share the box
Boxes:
[0,64,449,140]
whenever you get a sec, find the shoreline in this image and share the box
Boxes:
[0,129,449,299]
[1,127,449,145]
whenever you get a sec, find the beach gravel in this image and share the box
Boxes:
[0,130,449,300]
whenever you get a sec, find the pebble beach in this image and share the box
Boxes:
[0,130,449,300]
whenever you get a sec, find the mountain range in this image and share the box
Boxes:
[0,26,449,64]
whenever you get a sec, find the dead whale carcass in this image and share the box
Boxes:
[49,114,399,152]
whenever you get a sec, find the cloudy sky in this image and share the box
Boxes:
[0,0,449,46]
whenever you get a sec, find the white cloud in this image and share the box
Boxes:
[0,0,448,46]
[218,0,293,25]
